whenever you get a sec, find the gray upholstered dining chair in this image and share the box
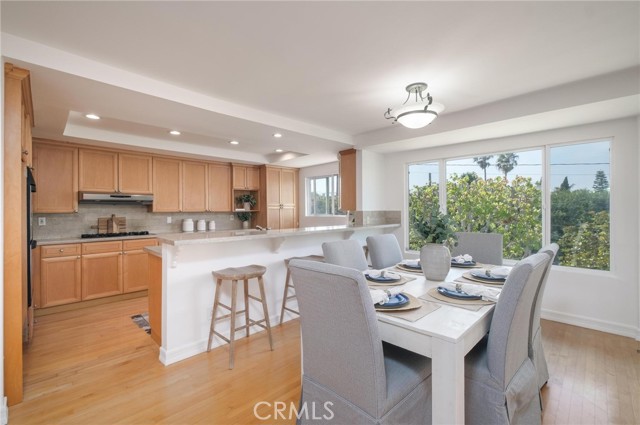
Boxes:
[451,231,503,265]
[531,243,559,391]
[288,259,432,424]
[321,239,369,271]
[464,252,551,425]
[366,234,404,269]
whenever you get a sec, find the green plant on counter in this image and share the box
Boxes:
[236,211,251,222]
[412,208,457,248]
[235,194,257,209]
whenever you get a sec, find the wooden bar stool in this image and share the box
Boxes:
[279,255,324,324]
[207,264,274,369]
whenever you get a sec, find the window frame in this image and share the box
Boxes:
[305,173,344,217]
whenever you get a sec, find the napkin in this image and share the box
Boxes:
[487,266,511,279]
[402,259,420,267]
[452,254,473,263]
[366,270,401,280]
[439,281,501,302]
[369,286,404,305]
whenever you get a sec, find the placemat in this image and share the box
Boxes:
[367,274,417,287]
[461,272,505,286]
[374,293,422,312]
[450,262,483,269]
[454,276,503,288]
[394,264,424,274]
[419,288,494,311]
[378,300,441,322]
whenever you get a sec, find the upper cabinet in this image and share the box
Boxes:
[182,161,208,212]
[208,163,232,212]
[257,166,298,230]
[79,149,152,194]
[232,164,260,190]
[152,157,182,212]
[33,141,78,213]
[339,149,357,212]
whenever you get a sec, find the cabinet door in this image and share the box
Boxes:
[182,161,207,212]
[339,149,357,211]
[152,157,182,212]
[122,249,150,293]
[40,256,81,308]
[79,149,118,192]
[246,167,260,190]
[232,165,247,189]
[280,206,296,229]
[33,143,78,213]
[148,254,162,345]
[266,167,282,206]
[119,153,153,194]
[81,252,122,300]
[280,169,296,206]
[267,206,281,230]
[208,163,232,212]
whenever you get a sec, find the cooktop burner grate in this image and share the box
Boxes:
[81,231,151,239]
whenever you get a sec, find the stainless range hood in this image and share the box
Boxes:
[79,192,153,205]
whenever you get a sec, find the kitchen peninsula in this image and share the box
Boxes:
[149,224,399,365]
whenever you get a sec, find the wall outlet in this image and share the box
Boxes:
[166,216,172,224]
[229,214,234,221]
[38,217,46,226]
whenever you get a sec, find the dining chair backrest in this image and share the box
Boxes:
[452,232,503,265]
[288,259,386,417]
[530,244,559,352]
[366,234,404,269]
[487,252,551,387]
[322,239,369,271]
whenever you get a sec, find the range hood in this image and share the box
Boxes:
[79,192,153,205]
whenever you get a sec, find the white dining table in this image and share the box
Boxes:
[376,267,496,425]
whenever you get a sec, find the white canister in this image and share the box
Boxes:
[182,218,194,232]
[197,219,206,232]
[208,220,216,231]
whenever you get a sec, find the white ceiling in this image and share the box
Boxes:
[2,1,639,167]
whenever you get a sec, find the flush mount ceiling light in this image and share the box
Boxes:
[169,130,181,135]
[275,149,283,153]
[85,113,100,120]
[229,140,239,145]
[273,133,282,138]
[384,82,444,129]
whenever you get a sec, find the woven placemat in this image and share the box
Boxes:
[378,300,441,322]
[366,274,416,287]
[419,288,494,311]
[461,272,505,286]
[375,293,422,312]
[394,264,424,274]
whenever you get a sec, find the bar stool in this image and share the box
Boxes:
[279,255,324,324]
[208,264,274,369]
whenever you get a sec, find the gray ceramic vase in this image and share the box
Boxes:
[420,243,451,281]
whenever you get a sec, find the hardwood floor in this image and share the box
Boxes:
[9,297,640,424]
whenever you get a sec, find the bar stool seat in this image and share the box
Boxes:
[208,264,273,369]
[280,255,324,324]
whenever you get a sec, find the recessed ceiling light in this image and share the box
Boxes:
[229,140,239,145]
[85,114,100,120]
[275,149,284,153]
[273,133,282,138]
[169,130,181,136]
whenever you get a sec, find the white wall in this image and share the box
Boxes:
[375,117,639,339]
[298,162,347,227]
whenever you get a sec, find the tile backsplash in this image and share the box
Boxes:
[33,204,243,240]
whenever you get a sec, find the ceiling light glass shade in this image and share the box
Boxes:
[385,82,444,129]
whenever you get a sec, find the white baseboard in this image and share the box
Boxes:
[542,308,640,340]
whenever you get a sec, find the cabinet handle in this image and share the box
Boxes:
[122,252,127,255]
[22,149,29,155]
[59,249,64,253]
[76,256,81,259]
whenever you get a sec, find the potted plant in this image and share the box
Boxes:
[236,193,257,211]
[236,211,251,229]
[412,209,457,281]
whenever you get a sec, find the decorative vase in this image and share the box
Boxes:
[243,202,252,211]
[420,243,451,281]
[242,220,249,229]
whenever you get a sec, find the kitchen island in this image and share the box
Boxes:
[149,224,399,365]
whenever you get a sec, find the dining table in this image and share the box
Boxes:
[375,265,497,425]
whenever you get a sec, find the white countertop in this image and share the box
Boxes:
[36,234,160,246]
[156,224,400,246]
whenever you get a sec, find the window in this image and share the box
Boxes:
[306,174,343,216]
[407,139,611,271]
[549,141,610,270]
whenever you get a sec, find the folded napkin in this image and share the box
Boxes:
[402,259,420,267]
[439,281,501,302]
[369,286,404,305]
[452,254,473,263]
[366,269,401,280]
[487,266,511,279]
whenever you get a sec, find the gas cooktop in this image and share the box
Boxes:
[80,231,151,239]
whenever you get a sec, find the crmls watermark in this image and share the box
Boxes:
[253,401,334,421]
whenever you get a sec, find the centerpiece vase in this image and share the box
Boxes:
[242,220,249,229]
[420,243,451,281]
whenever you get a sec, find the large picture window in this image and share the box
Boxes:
[306,174,342,216]
[407,139,611,271]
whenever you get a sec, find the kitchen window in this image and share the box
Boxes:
[306,174,343,216]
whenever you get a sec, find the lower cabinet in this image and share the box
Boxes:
[39,238,157,308]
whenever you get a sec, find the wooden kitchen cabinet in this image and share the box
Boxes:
[81,241,123,300]
[152,157,182,212]
[32,141,78,213]
[118,153,153,194]
[182,161,208,212]
[40,244,82,308]
[258,166,298,229]
[232,164,260,190]
[122,239,157,293]
[339,148,357,212]
[79,149,118,192]
[148,253,162,345]
[208,162,232,212]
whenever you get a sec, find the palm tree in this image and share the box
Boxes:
[473,156,493,180]
[495,153,519,181]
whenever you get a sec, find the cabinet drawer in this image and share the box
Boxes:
[123,238,157,251]
[41,244,81,258]
[82,240,123,254]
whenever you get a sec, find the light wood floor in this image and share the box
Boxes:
[9,297,640,424]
